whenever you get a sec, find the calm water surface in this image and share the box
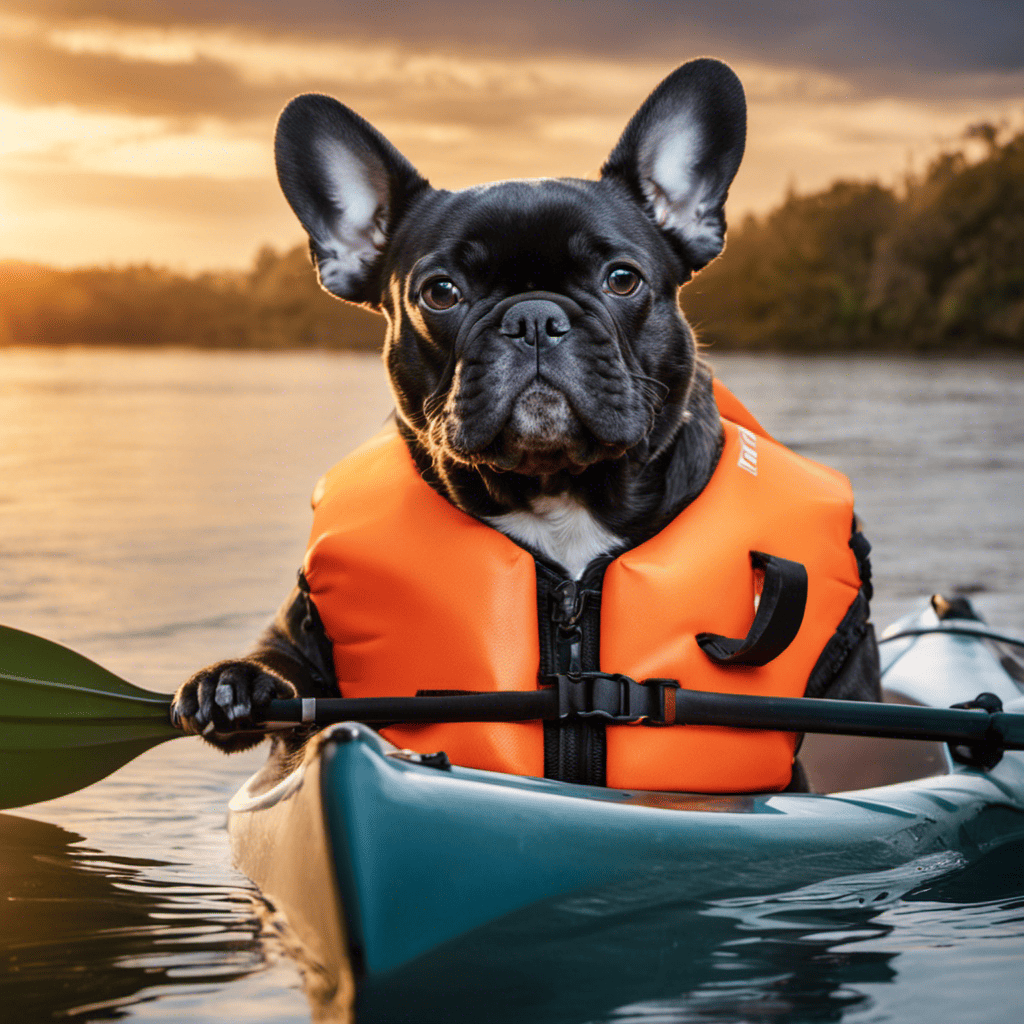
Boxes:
[1,347,1022,1023]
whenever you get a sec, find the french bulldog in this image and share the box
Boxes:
[171,59,879,784]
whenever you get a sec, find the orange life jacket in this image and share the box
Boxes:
[304,382,862,792]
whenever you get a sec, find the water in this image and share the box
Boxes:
[1,347,1022,1023]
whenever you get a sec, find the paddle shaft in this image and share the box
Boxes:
[4,617,1022,811]
[262,689,1024,749]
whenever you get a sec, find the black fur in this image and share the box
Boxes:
[171,59,880,769]
[269,58,747,541]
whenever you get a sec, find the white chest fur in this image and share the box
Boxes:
[486,495,624,579]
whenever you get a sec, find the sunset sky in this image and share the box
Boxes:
[2,1,1023,271]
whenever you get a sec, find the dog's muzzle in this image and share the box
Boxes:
[439,290,633,474]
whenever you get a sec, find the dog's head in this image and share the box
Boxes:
[275,59,745,516]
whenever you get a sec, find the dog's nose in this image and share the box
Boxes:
[499,300,570,350]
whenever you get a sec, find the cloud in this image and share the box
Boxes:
[1,14,662,117]
[2,2,1022,269]
[0,100,271,184]
[0,167,298,267]
[0,28,290,119]
[3,0,1023,85]
[6,7,1023,125]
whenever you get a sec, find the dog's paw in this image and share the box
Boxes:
[171,660,297,752]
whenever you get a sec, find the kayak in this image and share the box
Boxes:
[226,599,1024,1013]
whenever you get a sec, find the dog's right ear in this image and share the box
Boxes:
[275,95,427,305]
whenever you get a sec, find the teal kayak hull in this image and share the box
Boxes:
[227,603,1024,1007]
[319,720,1024,977]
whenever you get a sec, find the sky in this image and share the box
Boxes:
[1,1,1023,271]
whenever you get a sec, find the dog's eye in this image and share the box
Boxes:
[421,278,462,311]
[605,266,642,296]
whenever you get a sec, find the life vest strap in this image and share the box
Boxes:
[696,551,808,667]
[413,673,679,725]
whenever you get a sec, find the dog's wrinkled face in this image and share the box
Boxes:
[274,59,745,520]
[382,179,684,480]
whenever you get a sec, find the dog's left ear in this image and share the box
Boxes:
[275,94,427,305]
[602,58,746,273]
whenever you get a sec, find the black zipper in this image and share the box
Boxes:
[538,558,612,786]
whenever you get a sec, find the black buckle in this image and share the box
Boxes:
[547,672,679,724]
[948,692,1005,770]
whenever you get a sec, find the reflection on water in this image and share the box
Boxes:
[0,739,312,1022]
[0,349,396,690]
[1,348,1022,1022]
[1,812,260,1019]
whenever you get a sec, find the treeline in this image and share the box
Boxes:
[0,246,384,350]
[685,125,1024,352]
[2,126,1022,352]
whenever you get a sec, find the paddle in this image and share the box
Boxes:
[0,624,181,809]
[4,622,1024,810]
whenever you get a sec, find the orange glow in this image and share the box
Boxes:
[1,12,1022,270]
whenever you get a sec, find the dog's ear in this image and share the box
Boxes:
[275,95,427,305]
[602,59,746,273]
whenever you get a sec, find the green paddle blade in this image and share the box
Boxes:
[0,624,180,809]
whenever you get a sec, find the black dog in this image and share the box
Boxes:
[171,59,879,784]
